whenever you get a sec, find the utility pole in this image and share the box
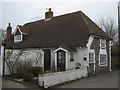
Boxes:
[118,2,120,44]
[118,1,120,65]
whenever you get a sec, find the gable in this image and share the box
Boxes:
[15,29,21,35]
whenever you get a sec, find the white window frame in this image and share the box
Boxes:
[14,35,22,42]
[89,49,95,64]
[99,54,107,66]
[100,39,106,49]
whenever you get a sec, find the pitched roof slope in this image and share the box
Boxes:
[5,11,112,49]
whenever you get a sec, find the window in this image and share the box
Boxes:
[70,52,74,61]
[14,35,22,42]
[58,52,62,60]
[100,54,107,65]
[89,53,94,63]
[100,39,106,49]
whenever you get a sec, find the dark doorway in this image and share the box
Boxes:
[57,50,66,71]
[44,49,51,71]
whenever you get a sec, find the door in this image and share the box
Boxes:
[88,52,95,76]
[57,50,66,71]
[44,49,51,71]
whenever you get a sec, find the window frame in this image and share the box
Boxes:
[100,39,106,49]
[89,53,94,63]
[99,54,107,66]
[14,34,22,42]
[89,50,95,64]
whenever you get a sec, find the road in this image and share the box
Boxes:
[0,76,2,89]
[1,70,119,88]
[54,70,119,88]
[2,77,39,88]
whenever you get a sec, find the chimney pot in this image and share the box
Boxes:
[8,23,11,27]
[45,8,53,20]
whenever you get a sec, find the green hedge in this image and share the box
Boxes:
[24,66,43,77]
[23,73,34,82]
[111,45,119,57]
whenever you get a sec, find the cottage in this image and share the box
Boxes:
[1,9,112,76]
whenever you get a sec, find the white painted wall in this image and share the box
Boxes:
[66,52,76,70]
[75,47,89,68]
[4,49,44,75]
[0,46,4,76]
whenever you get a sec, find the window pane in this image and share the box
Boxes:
[89,53,94,62]
[101,40,106,49]
[100,54,107,65]
[14,35,22,41]
[58,52,62,59]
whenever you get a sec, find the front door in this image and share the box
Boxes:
[44,49,51,71]
[57,50,66,71]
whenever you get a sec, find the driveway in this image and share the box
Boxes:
[2,77,39,88]
[53,70,119,88]
[0,77,2,89]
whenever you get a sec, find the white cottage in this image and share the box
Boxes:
[1,9,112,76]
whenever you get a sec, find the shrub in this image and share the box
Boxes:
[75,66,80,69]
[112,63,120,70]
[16,72,24,79]
[23,73,34,82]
[24,67,43,77]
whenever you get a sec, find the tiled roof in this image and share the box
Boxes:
[5,11,112,49]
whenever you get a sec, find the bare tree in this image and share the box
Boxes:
[34,51,42,67]
[5,50,25,75]
[97,17,118,43]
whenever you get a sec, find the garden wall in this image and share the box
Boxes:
[39,67,87,88]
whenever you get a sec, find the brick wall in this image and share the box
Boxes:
[90,37,110,74]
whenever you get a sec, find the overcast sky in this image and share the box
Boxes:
[0,0,120,32]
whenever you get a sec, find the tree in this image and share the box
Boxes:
[97,17,118,43]
[5,50,25,75]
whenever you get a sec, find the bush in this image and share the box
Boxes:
[75,66,80,69]
[24,66,43,77]
[16,72,24,79]
[111,45,119,57]
[23,73,34,82]
[112,63,120,70]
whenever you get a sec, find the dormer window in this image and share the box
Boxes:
[100,39,106,49]
[14,35,22,42]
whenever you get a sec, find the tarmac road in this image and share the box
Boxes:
[54,70,119,88]
[1,70,119,88]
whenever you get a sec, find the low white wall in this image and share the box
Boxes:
[39,68,88,88]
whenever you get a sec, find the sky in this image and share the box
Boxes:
[0,0,120,32]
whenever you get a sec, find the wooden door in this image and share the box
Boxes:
[44,49,51,71]
[57,50,66,71]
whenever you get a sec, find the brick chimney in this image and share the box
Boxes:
[45,8,53,19]
[6,23,12,41]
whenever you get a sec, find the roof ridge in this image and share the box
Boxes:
[80,11,92,34]
[24,10,82,26]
